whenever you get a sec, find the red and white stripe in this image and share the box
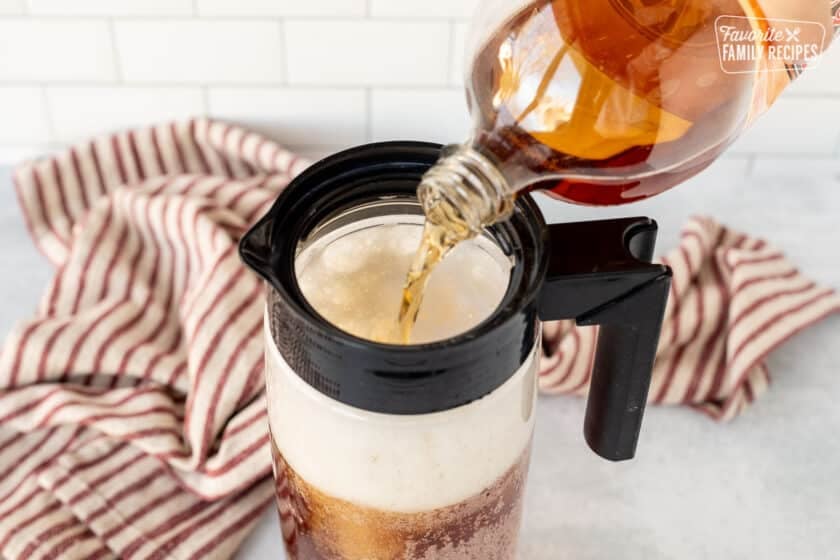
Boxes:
[539,216,840,421]
[0,119,303,559]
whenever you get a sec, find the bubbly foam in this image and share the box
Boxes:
[264,318,539,513]
[295,221,511,344]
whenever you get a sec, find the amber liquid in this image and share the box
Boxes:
[397,0,764,341]
[473,0,765,205]
[396,220,470,344]
[396,224,454,344]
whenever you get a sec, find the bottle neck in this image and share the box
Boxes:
[416,144,516,241]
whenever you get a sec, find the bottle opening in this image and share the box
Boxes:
[294,197,514,345]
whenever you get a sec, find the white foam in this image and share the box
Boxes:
[265,318,539,513]
[294,221,511,344]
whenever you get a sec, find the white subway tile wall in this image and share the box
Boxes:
[114,21,285,83]
[451,22,470,86]
[0,0,24,15]
[371,89,469,143]
[207,87,367,147]
[0,3,837,172]
[0,87,50,143]
[0,20,116,82]
[46,87,205,143]
[285,21,450,85]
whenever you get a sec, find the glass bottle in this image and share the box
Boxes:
[417,0,839,238]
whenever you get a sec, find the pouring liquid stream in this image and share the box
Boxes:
[396,221,469,344]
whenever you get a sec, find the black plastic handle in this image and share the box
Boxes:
[538,217,672,462]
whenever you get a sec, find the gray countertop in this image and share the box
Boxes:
[2,161,839,560]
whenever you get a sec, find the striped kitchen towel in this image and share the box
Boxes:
[0,119,307,559]
[539,217,840,420]
[1,118,838,559]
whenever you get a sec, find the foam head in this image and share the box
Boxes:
[295,217,511,344]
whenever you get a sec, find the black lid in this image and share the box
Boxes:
[240,142,547,415]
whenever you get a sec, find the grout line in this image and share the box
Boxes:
[1,83,207,90]
[0,81,462,90]
[784,92,840,99]
[365,0,372,17]
[365,88,373,142]
[39,85,57,144]
[0,14,468,22]
[278,18,288,85]
[245,83,457,90]
[200,85,210,116]
[727,152,840,160]
[446,20,457,87]
[191,0,199,16]
[284,15,464,23]
[106,17,123,82]
[212,13,372,21]
[0,141,353,149]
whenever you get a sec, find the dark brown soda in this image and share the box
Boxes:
[272,441,530,560]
